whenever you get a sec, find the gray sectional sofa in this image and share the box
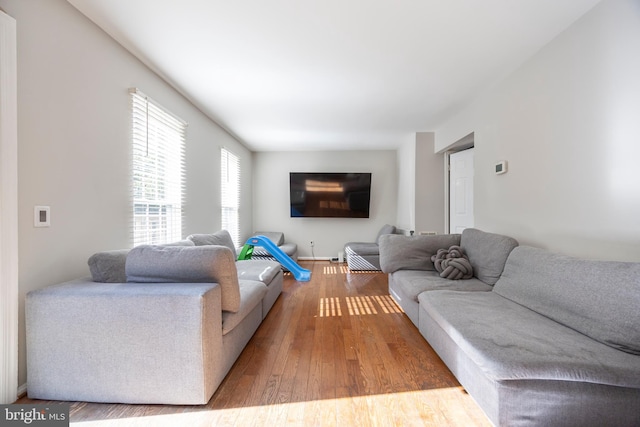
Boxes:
[380,228,518,325]
[26,231,283,405]
[379,228,640,427]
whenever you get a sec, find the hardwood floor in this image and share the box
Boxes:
[17,261,491,426]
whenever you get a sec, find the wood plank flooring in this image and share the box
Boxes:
[17,261,491,426]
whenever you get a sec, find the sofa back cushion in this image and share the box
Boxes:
[493,246,640,355]
[188,230,236,255]
[379,234,461,273]
[461,228,518,285]
[376,224,397,244]
[126,245,241,312]
[88,240,195,283]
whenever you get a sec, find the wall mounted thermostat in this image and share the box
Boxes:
[34,206,50,227]
[495,160,508,175]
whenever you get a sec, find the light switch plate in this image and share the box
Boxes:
[495,160,508,175]
[34,206,50,227]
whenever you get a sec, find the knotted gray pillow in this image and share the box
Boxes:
[431,245,473,280]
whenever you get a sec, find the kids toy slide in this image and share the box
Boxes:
[238,235,311,282]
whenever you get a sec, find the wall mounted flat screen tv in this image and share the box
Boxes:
[290,172,372,218]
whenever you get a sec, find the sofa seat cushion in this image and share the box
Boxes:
[236,260,281,285]
[344,242,379,256]
[494,246,640,355]
[391,270,491,303]
[419,290,640,388]
[222,280,268,335]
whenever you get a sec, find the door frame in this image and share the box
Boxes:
[0,9,19,404]
[444,151,453,234]
[443,133,474,234]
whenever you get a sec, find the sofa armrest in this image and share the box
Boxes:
[26,278,223,405]
[379,234,461,273]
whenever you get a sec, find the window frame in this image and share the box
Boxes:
[130,88,187,246]
[220,147,240,246]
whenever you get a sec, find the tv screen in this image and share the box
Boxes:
[290,172,372,218]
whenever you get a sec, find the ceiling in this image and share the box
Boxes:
[67,0,601,152]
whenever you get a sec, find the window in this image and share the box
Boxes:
[131,88,186,246]
[221,147,240,246]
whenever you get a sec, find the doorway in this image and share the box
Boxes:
[448,148,474,233]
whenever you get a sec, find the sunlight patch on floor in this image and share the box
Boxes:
[346,296,377,315]
[323,265,339,274]
[318,297,343,317]
[344,267,380,274]
[319,263,383,275]
[374,295,403,314]
[70,387,486,426]
[317,295,402,317]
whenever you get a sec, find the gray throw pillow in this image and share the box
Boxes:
[88,249,129,283]
[188,230,236,255]
[253,231,284,246]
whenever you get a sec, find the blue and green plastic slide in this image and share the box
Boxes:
[238,235,311,282]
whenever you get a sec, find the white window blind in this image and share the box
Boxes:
[131,88,186,246]
[221,148,240,246]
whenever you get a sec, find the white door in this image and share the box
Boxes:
[449,148,474,233]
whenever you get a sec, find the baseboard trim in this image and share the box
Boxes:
[389,288,402,305]
[16,383,26,400]
[298,256,331,261]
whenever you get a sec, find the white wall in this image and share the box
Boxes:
[0,0,251,387]
[414,132,445,234]
[253,150,397,258]
[395,139,416,232]
[435,0,640,261]
[396,133,445,235]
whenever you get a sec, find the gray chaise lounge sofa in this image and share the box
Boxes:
[244,231,298,270]
[344,224,397,271]
[26,231,282,405]
[380,228,640,426]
